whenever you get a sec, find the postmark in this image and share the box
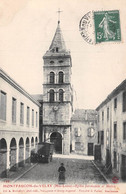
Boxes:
[79,11,94,44]
[79,10,121,44]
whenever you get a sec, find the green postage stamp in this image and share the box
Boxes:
[79,10,121,44]
[94,10,121,43]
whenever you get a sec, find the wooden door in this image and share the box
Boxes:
[94,145,101,160]
[88,143,93,156]
[121,155,126,181]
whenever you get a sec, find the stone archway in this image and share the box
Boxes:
[19,137,24,167]
[0,138,7,177]
[50,132,62,154]
[35,137,38,149]
[31,137,34,151]
[10,138,17,171]
[25,137,30,163]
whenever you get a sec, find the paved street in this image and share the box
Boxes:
[16,155,106,184]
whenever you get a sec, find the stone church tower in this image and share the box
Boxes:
[42,20,73,155]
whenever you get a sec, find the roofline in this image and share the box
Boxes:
[71,119,97,122]
[43,53,71,59]
[42,124,71,127]
[0,68,41,107]
[73,108,97,112]
[96,79,126,111]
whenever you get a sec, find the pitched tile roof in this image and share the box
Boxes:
[31,94,43,103]
[71,109,97,121]
[96,79,126,110]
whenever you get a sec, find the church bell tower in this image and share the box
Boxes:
[42,19,73,155]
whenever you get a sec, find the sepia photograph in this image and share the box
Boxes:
[0,0,126,193]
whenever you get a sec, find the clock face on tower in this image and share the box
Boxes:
[53,106,59,112]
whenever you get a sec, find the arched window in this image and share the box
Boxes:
[88,128,95,137]
[49,89,55,102]
[50,72,55,84]
[50,60,54,64]
[59,89,64,102]
[59,60,63,63]
[59,71,64,83]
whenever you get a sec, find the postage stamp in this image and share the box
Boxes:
[79,10,121,44]
[94,10,121,43]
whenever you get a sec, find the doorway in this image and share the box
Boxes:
[19,138,24,167]
[10,138,17,171]
[106,149,111,167]
[94,145,101,161]
[50,132,62,154]
[88,143,93,156]
[0,138,7,177]
[121,155,126,181]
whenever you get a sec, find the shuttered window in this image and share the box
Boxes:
[107,107,109,120]
[114,98,117,109]
[123,91,126,112]
[36,112,38,127]
[12,97,16,123]
[0,91,6,120]
[26,106,30,126]
[101,131,104,145]
[114,122,117,139]
[59,72,64,83]
[50,72,55,84]
[32,109,34,127]
[20,102,24,124]
[59,89,64,102]
[123,122,126,140]
[49,89,55,102]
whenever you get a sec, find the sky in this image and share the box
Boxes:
[0,0,126,109]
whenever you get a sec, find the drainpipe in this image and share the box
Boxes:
[109,98,112,172]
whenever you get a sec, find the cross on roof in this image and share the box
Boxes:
[57,8,63,23]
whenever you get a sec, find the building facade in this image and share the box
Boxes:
[32,94,43,143]
[42,21,73,155]
[96,79,126,181]
[71,109,98,155]
[0,69,40,178]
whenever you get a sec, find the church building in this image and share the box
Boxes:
[42,20,73,155]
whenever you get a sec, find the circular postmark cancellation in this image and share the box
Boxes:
[79,10,121,44]
[79,11,94,45]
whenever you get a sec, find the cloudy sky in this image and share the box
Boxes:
[0,0,126,109]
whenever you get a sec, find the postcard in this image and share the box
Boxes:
[0,0,126,193]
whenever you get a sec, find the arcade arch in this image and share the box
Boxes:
[0,138,7,177]
[25,137,30,163]
[19,137,24,167]
[10,138,17,171]
[50,132,62,154]
[35,137,38,148]
[31,137,34,151]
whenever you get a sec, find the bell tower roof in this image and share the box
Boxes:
[43,21,70,58]
[49,21,66,51]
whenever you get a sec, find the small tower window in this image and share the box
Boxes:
[49,89,55,102]
[50,72,55,83]
[59,71,64,83]
[56,47,59,52]
[59,60,63,63]
[59,89,64,102]
[88,128,94,137]
[50,60,54,64]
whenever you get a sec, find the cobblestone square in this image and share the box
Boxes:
[15,155,106,184]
